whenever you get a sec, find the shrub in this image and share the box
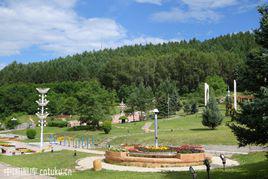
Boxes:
[191,102,199,114]
[47,120,68,128]
[183,103,191,114]
[103,120,112,134]
[202,95,223,129]
[26,129,36,139]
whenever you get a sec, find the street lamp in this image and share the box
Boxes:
[220,154,226,170]
[11,118,17,129]
[204,159,211,179]
[189,166,197,179]
[153,108,159,147]
[36,88,50,149]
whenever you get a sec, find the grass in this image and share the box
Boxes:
[58,152,268,179]
[112,114,237,146]
[0,150,94,170]
[7,110,238,146]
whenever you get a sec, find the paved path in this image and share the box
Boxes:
[0,163,54,179]
[76,156,239,172]
[141,122,153,133]
[204,145,268,155]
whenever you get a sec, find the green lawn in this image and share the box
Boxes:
[112,114,237,146]
[8,111,237,146]
[0,150,94,170]
[58,152,268,179]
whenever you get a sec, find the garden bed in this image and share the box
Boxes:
[105,145,210,168]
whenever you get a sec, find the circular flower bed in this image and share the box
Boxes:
[131,144,204,154]
[105,144,209,168]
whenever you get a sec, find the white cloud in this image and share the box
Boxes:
[152,7,221,23]
[135,0,163,5]
[0,0,176,56]
[151,0,246,23]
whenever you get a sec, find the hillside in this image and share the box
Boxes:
[0,32,257,93]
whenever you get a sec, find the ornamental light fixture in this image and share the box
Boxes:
[153,108,159,147]
[36,88,50,148]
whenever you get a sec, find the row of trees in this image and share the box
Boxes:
[0,81,116,129]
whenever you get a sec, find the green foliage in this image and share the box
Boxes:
[119,116,128,123]
[202,94,223,129]
[229,87,268,146]
[241,5,268,91]
[76,80,115,129]
[61,97,78,115]
[229,5,268,147]
[156,81,179,117]
[183,103,191,114]
[0,32,257,94]
[5,117,20,129]
[102,120,112,134]
[127,84,153,119]
[191,102,199,114]
[205,76,227,96]
[26,129,36,139]
[47,120,68,128]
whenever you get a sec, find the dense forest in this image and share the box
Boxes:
[0,32,257,94]
[0,31,261,122]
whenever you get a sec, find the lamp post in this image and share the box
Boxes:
[153,108,159,147]
[204,159,211,179]
[11,117,17,129]
[36,88,50,149]
[220,154,226,170]
[189,166,197,179]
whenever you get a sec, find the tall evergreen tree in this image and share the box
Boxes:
[229,5,268,146]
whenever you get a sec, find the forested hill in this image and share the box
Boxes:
[0,32,257,93]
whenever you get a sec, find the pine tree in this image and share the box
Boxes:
[229,87,268,146]
[229,5,268,146]
[202,95,223,129]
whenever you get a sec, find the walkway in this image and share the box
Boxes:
[141,122,153,133]
[76,156,239,172]
[204,144,268,155]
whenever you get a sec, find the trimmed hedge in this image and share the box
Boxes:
[47,120,68,128]
[103,120,112,134]
[26,129,36,139]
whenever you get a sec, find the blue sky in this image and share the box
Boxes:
[0,0,264,68]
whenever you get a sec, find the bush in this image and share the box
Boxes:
[191,102,199,114]
[47,120,68,128]
[202,95,223,129]
[103,120,112,134]
[67,125,91,131]
[183,103,191,114]
[26,129,36,139]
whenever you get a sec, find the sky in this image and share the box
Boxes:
[0,0,264,68]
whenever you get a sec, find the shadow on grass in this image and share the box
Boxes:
[190,128,214,131]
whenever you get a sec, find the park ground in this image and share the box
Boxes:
[0,106,267,178]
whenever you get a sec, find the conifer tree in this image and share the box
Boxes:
[202,94,223,129]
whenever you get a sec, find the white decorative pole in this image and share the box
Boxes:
[36,88,50,148]
[119,100,126,116]
[204,83,209,106]
[234,80,237,111]
[153,109,159,147]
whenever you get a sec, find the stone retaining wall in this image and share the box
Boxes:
[105,151,210,168]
